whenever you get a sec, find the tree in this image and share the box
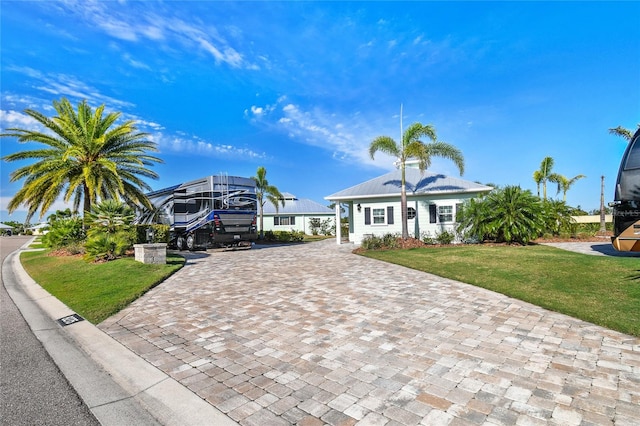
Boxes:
[85,199,135,236]
[533,170,543,197]
[609,124,640,142]
[1,98,162,221]
[457,186,544,245]
[554,174,586,201]
[369,122,464,239]
[84,199,135,262]
[534,156,561,200]
[251,166,284,239]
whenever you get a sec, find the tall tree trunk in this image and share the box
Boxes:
[400,163,408,239]
[83,182,92,214]
[259,202,264,239]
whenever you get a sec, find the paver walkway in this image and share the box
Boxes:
[100,240,640,425]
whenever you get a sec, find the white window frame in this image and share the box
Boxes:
[372,208,385,224]
[438,205,453,223]
[274,216,296,226]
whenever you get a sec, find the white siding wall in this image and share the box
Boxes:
[262,214,335,235]
[352,194,479,244]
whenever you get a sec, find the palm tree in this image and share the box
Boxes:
[1,98,162,221]
[609,124,640,142]
[555,174,586,201]
[457,185,544,245]
[251,166,284,239]
[534,156,561,200]
[85,199,135,236]
[533,170,543,197]
[369,122,464,239]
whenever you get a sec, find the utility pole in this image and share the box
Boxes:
[599,175,606,235]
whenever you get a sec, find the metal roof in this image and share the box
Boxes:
[263,196,334,215]
[325,168,493,201]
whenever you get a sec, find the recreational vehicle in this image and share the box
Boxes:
[136,174,258,250]
[611,127,640,252]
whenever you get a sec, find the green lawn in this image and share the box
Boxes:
[20,250,184,324]
[360,245,640,337]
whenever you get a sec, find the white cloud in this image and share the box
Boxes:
[0,110,40,131]
[4,66,134,112]
[122,53,151,70]
[150,132,266,160]
[57,0,251,70]
[248,98,398,169]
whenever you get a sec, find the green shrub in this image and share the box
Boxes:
[421,231,435,245]
[84,232,132,262]
[574,222,612,235]
[457,186,544,245]
[135,224,170,244]
[320,219,334,236]
[382,233,398,249]
[309,218,334,236]
[361,233,400,250]
[263,230,304,242]
[435,230,456,245]
[309,218,321,235]
[85,200,135,238]
[41,217,86,249]
[541,200,575,237]
[83,200,138,261]
[341,223,349,237]
[361,235,384,250]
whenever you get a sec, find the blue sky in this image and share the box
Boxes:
[1,1,639,224]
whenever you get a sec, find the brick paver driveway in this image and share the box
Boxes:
[100,240,639,425]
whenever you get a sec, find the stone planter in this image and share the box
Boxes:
[134,243,167,264]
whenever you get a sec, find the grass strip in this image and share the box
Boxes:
[360,244,640,337]
[20,250,184,324]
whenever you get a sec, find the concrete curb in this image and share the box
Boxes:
[5,240,236,426]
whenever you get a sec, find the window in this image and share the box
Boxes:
[372,208,385,224]
[364,206,393,225]
[624,135,640,170]
[407,207,416,220]
[274,216,296,226]
[438,205,453,222]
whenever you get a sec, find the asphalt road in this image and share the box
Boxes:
[0,236,99,426]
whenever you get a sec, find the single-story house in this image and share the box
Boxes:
[29,223,50,235]
[325,164,493,244]
[261,192,336,235]
[0,222,14,235]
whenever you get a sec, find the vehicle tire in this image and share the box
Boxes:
[176,236,186,251]
[186,234,196,251]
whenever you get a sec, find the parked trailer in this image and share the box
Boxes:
[135,174,258,250]
[611,127,640,252]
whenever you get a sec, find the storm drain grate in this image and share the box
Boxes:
[57,314,84,327]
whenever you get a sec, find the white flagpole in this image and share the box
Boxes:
[400,103,403,144]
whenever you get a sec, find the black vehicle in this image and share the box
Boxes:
[611,127,640,252]
[135,174,258,250]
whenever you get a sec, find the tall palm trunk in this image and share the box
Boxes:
[400,163,409,239]
[83,182,92,215]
